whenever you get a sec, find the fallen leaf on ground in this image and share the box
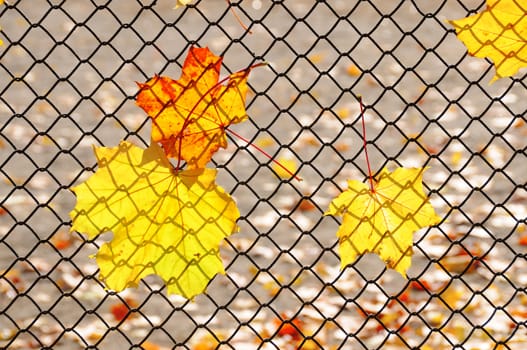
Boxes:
[308,53,325,64]
[272,156,298,179]
[336,107,350,119]
[346,64,361,77]
[325,167,441,276]
[174,0,194,8]
[192,333,223,350]
[448,0,527,82]
[255,136,275,148]
[50,231,74,250]
[70,141,239,299]
[110,297,138,322]
[409,279,432,292]
[296,198,316,212]
[274,314,304,341]
[142,341,166,350]
[438,283,465,310]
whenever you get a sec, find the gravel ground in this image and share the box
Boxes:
[1,0,527,349]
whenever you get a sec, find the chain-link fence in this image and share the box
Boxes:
[1,0,526,349]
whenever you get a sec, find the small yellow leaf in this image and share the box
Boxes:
[255,136,274,148]
[272,157,297,179]
[346,64,361,77]
[336,107,350,119]
[298,339,321,350]
[141,342,161,350]
[448,0,527,83]
[450,151,463,167]
[308,53,325,64]
[439,284,465,309]
[174,0,194,8]
[192,333,223,350]
[325,167,441,275]
[70,141,240,299]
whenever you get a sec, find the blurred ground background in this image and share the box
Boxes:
[1,0,527,349]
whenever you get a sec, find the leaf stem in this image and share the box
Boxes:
[358,96,374,192]
[226,0,252,34]
[181,61,266,133]
[226,128,303,182]
[174,60,265,169]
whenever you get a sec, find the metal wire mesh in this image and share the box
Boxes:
[1,0,526,349]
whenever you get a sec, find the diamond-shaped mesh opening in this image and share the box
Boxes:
[1,0,527,349]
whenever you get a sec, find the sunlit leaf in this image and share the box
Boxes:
[174,0,194,8]
[325,167,441,276]
[70,141,239,299]
[136,47,251,169]
[448,0,527,82]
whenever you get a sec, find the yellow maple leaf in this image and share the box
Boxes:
[70,141,239,299]
[448,0,527,83]
[325,167,441,276]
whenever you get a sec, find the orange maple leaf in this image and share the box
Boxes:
[136,46,251,169]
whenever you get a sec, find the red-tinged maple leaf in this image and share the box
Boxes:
[136,46,252,169]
